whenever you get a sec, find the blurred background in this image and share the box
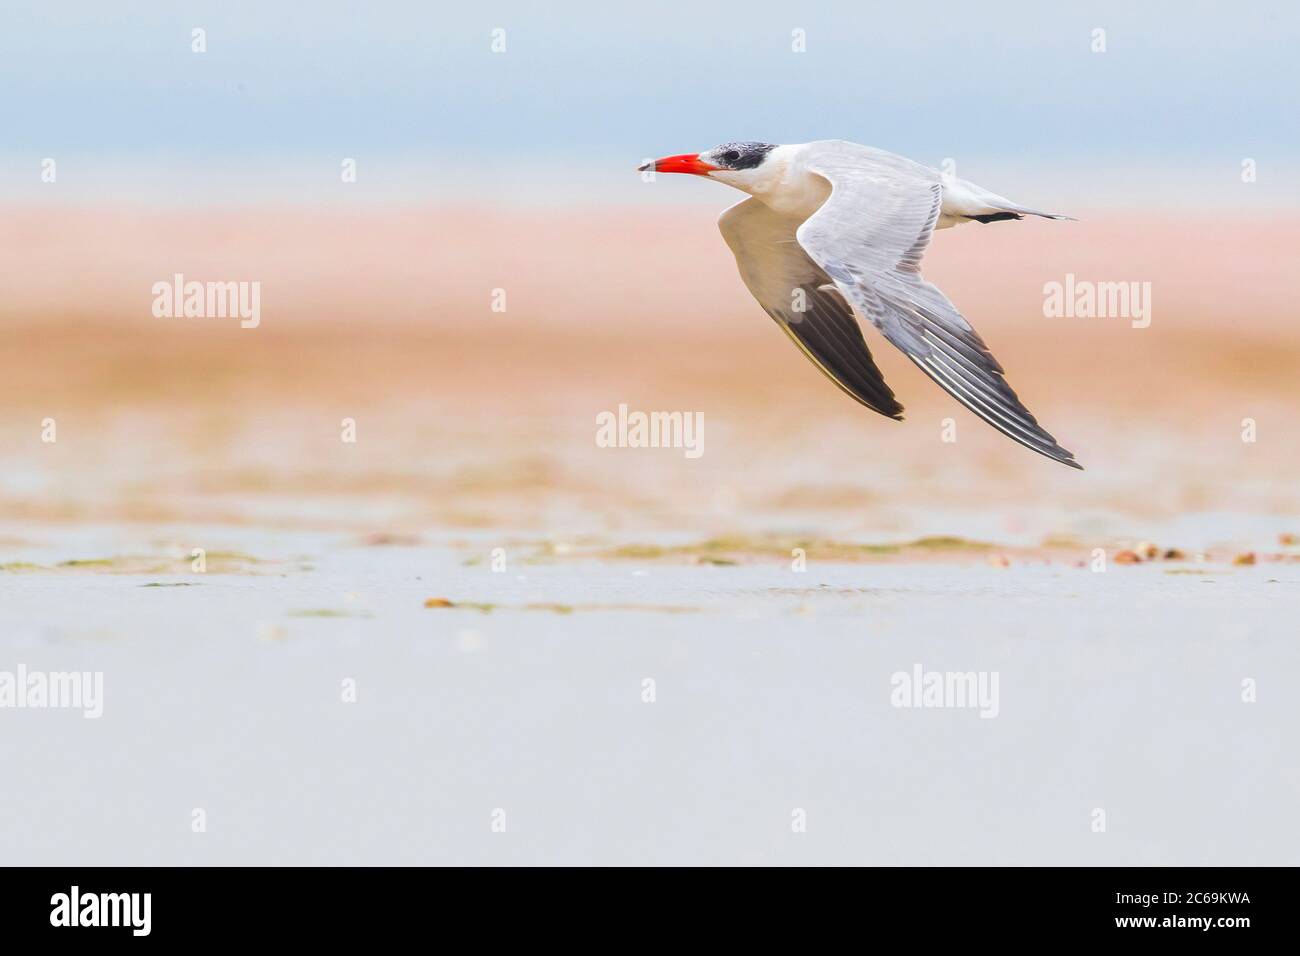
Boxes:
[0,0,1296,538]
[1,1,1298,865]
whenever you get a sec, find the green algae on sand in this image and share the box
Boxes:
[598,533,996,564]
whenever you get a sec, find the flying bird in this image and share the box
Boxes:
[638,140,1082,469]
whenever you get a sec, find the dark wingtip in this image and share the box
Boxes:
[1048,446,1084,470]
[966,212,1024,224]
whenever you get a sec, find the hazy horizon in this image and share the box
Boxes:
[2,1,1296,207]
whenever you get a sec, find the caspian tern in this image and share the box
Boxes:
[638,140,1082,469]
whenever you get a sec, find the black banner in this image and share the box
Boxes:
[0,866,1284,942]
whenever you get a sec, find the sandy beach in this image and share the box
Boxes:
[2,205,1298,864]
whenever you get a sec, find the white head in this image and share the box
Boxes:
[638,141,779,194]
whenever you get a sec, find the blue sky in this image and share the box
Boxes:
[2,0,1296,204]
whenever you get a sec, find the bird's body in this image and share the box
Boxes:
[639,139,1082,469]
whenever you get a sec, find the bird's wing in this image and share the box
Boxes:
[795,143,1082,469]
[718,197,903,420]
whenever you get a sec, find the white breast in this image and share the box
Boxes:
[743,144,833,220]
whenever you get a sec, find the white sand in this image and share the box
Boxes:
[2,523,1296,865]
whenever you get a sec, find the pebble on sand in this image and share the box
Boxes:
[423,597,455,608]
[361,532,422,547]
[1233,552,1256,566]
[1114,550,1142,564]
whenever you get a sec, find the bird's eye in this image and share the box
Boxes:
[722,150,740,163]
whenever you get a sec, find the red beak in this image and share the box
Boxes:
[638,153,719,176]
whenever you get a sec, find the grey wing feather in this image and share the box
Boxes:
[718,198,903,420]
[795,145,1082,469]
